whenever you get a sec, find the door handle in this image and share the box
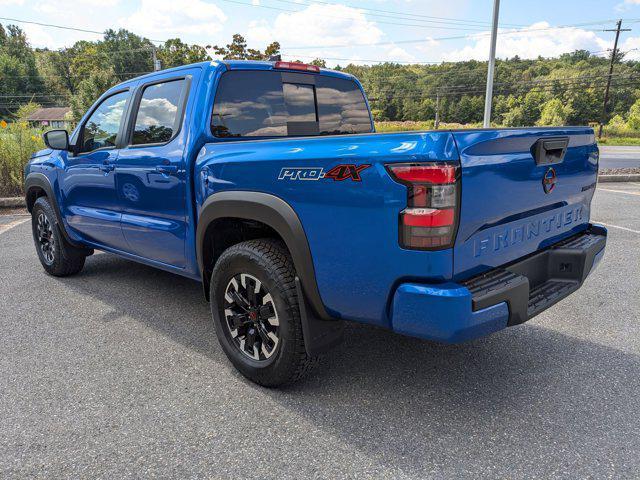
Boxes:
[99,161,115,173]
[155,165,178,175]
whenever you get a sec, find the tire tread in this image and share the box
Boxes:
[211,238,318,386]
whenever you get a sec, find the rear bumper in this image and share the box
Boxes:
[390,225,607,343]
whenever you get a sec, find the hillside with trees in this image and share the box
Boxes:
[3,22,640,130]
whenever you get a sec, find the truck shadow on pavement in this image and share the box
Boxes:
[65,252,640,476]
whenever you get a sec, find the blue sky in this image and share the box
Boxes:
[4,0,640,66]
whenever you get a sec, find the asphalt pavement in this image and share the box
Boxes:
[599,145,640,169]
[1,183,639,479]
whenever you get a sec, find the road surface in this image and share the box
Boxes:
[1,184,639,478]
[599,145,640,169]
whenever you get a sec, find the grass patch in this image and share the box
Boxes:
[597,136,640,146]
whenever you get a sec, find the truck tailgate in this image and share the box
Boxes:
[452,127,599,280]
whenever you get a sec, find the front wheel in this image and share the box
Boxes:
[31,196,87,276]
[210,239,318,387]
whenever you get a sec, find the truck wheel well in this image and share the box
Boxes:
[201,217,286,301]
[26,186,47,212]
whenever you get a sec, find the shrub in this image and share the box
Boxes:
[0,121,45,196]
[627,99,640,130]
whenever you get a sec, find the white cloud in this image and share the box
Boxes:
[616,0,640,11]
[21,24,56,49]
[245,4,384,51]
[442,22,610,61]
[119,0,227,38]
[35,0,120,12]
[383,46,417,63]
[621,36,640,60]
[136,98,178,126]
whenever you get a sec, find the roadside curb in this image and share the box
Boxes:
[0,197,25,208]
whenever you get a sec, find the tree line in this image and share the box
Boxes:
[3,23,640,128]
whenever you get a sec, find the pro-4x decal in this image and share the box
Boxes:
[278,164,371,182]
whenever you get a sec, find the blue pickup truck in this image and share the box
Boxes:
[25,60,606,386]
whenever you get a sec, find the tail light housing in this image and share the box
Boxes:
[386,162,460,250]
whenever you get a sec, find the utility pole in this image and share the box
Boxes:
[483,0,500,128]
[434,91,441,129]
[599,20,630,138]
[152,46,161,72]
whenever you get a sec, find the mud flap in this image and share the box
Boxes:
[295,276,344,356]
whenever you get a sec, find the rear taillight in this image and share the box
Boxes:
[387,163,460,250]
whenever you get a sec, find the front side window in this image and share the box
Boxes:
[211,71,371,138]
[80,91,129,153]
[132,79,186,145]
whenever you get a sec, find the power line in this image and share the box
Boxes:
[272,0,527,27]
[367,78,640,100]
[0,16,165,43]
[270,0,524,29]
[217,0,489,31]
[281,21,622,50]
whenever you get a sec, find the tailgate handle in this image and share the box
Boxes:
[532,137,569,165]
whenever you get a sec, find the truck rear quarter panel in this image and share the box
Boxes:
[196,132,458,326]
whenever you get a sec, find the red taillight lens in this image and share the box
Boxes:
[274,61,321,73]
[387,163,460,250]
[388,165,457,184]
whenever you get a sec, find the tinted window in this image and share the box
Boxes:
[317,77,373,135]
[211,71,371,138]
[80,91,129,153]
[283,83,316,122]
[132,80,185,145]
[212,71,286,137]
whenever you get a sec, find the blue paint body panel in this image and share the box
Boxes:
[391,283,509,343]
[25,60,604,343]
[452,128,599,280]
[195,132,458,324]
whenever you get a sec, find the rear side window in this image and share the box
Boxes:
[132,79,186,145]
[211,70,371,138]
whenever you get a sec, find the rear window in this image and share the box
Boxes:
[211,70,372,138]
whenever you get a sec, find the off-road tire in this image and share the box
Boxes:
[210,239,318,387]
[31,196,87,276]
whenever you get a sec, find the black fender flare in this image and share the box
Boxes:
[24,172,83,247]
[196,191,331,321]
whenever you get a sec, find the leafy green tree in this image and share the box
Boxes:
[503,105,526,127]
[0,24,45,116]
[212,34,280,60]
[70,70,118,121]
[537,98,572,126]
[101,29,154,80]
[158,38,209,68]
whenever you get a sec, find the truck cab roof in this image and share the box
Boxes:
[112,59,356,92]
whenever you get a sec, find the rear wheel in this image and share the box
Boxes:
[31,196,87,276]
[210,239,318,387]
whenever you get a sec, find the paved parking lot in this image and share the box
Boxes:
[1,183,639,479]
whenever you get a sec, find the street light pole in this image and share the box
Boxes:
[483,0,500,128]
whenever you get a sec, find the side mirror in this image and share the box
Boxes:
[43,129,70,151]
